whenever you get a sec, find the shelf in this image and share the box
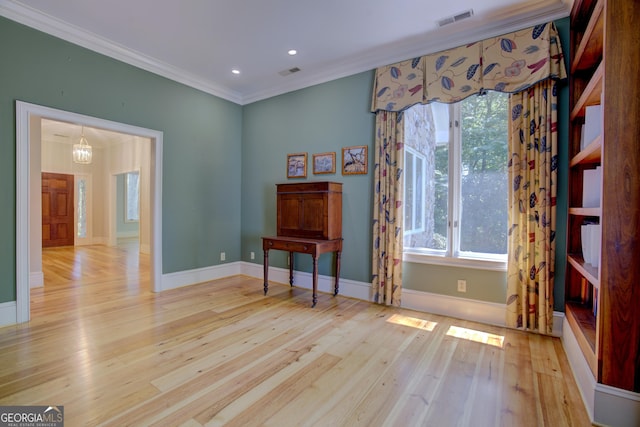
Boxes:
[571,0,604,73]
[567,0,602,384]
[569,207,601,217]
[568,254,600,287]
[566,0,640,394]
[565,301,597,376]
[571,0,599,26]
[570,135,602,167]
[570,61,603,120]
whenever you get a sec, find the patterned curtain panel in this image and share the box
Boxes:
[505,78,559,334]
[371,22,566,112]
[372,111,404,306]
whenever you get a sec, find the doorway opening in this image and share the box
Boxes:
[16,101,164,323]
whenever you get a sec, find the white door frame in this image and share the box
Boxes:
[16,100,164,323]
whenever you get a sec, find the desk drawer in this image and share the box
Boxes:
[265,239,313,253]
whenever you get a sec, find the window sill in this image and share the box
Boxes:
[403,251,507,272]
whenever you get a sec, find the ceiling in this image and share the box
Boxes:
[2,0,570,105]
[41,118,147,148]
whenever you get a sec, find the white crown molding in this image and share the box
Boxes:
[2,0,570,106]
[0,0,243,104]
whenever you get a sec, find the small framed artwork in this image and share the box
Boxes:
[312,152,336,174]
[287,152,307,178]
[342,145,368,175]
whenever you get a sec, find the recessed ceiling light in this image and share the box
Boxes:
[288,49,297,56]
[231,69,240,75]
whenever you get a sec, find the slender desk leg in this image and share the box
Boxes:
[334,250,341,296]
[288,252,294,286]
[311,255,319,308]
[263,250,269,295]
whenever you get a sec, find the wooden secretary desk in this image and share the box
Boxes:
[262,181,343,307]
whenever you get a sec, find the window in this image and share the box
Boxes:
[77,177,87,238]
[125,172,140,222]
[404,146,425,234]
[403,92,508,268]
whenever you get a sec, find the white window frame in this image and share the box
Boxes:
[404,146,426,236]
[403,100,507,272]
[74,173,93,245]
[125,171,140,223]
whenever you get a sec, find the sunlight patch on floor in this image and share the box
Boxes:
[446,325,504,348]
[386,314,437,331]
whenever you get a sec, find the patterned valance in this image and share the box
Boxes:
[371,22,566,112]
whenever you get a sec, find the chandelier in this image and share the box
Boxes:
[72,127,92,164]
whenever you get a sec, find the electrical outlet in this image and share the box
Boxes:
[220,252,226,261]
[250,251,255,260]
[457,279,467,293]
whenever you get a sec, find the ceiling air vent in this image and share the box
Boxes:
[278,67,301,77]
[437,9,474,27]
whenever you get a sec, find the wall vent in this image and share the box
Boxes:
[437,9,474,27]
[278,67,301,76]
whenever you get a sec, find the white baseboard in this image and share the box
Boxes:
[76,236,107,246]
[401,288,507,327]
[402,289,564,336]
[562,319,640,427]
[552,312,564,338]
[242,262,563,334]
[562,319,596,420]
[594,384,640,427]
[240,261,372,301]
[161,261,370,296]
[30,271,44,288]
[160,262,242,291]
[116,231,139,238]
[0,301,17,327]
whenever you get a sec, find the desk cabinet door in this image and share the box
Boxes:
[276,182,342,240]
[277,193,325,239]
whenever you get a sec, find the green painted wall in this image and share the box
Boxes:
[404,263,507,303]
[0,14,571,311]
[0,16,242,303]
[241,73,376,281]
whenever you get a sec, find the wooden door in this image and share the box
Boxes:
[42,172,74,247]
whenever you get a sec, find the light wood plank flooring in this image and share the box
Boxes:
[0,243,590,426]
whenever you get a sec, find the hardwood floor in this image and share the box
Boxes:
[0,243,590,426]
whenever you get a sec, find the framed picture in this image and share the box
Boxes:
[312,152,336,174]
[287,152,307,178]
[342,145,368,175]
